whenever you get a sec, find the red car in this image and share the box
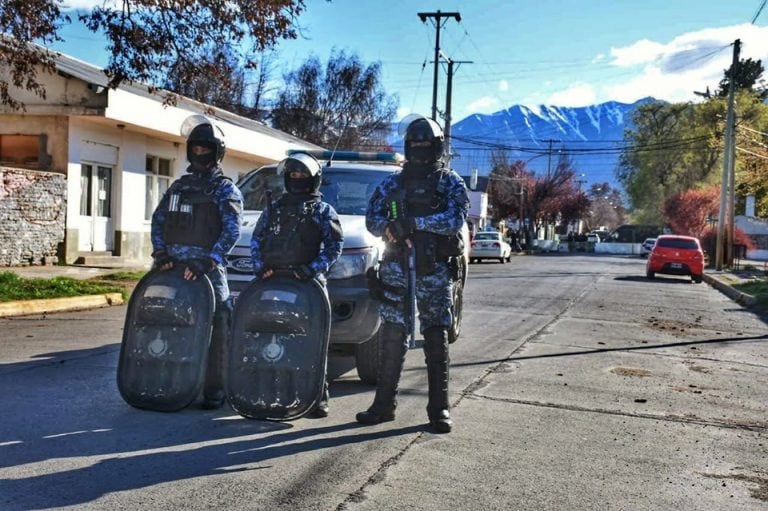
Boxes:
[646,234,705,283]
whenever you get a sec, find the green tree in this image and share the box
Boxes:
[271,50,398,149]
[716,57,768,100]
[0,1,306,110]
[618,100,723,224]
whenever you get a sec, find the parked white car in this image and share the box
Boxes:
[640,237,657,258]
[470,231,512,263]
[226,150,469,384]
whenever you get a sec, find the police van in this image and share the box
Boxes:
[226,150,468,384]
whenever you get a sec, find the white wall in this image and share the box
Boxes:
[105,89,310,162]
[68,118,265,236]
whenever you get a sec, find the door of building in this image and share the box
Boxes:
[78,163,114,252]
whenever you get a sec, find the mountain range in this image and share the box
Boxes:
[392,97,656,191]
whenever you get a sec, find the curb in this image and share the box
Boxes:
[702,273,756,306]
[0,293,125,318]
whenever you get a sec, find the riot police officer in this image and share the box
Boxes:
[356,115,469,433]
[250,152,344,417]
[150,115,243,410]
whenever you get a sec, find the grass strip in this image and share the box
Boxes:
[0,271,127,303]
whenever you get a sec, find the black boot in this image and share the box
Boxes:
[424,326,452,433]
[356,322,408,424]
[201,304,229,410]
[309,379,330,418]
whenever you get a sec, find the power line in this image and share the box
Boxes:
[752,0,767,23]
[736,146,768,160]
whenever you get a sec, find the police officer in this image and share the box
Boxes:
[356,115,469,433]
[250,152,344,417]
[150,115,243,410]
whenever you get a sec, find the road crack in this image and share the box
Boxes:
[466,392,768,432]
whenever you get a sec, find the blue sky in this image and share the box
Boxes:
[55,1,768,122]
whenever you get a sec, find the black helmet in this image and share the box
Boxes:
[180,115,226,171]
[404,116,444,164]
[277,152,322,194]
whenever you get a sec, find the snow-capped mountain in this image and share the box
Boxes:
[393,97,656,190]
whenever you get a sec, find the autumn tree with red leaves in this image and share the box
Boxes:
[488,151,590,242]
[662,186,754,260]
[661,186,719,238]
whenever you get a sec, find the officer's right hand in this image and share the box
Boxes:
[152,250,174,271]
[385,219,413,243]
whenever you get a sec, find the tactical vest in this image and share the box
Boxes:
[162,174,226,250]
[260,198,322,268]
[400,168,464,261]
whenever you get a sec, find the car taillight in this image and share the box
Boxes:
[471,242,477,248]
[492,242,500,247]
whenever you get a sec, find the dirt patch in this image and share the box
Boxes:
[701,471,768,502]
[646,317,699,336]
[610,367,651,377]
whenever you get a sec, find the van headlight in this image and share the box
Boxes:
[328,246,378,280]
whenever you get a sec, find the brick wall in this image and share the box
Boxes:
[0,167,66,266]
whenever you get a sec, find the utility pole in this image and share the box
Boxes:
[546,139,554,178]
[715,39,740,271]
[443,58,472,167]
[418,10,461,121]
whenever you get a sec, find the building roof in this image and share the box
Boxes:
[52,51,319,149]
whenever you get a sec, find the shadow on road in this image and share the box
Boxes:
[0,420,424,510]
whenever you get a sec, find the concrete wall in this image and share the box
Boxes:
[0,167,66,266]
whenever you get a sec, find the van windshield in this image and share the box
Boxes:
[239,167,392,215]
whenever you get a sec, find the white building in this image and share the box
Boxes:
[0,51,320,264]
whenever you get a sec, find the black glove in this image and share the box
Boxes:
[186,258,214,278]
[294,264,316,282]
[386,217,416,242]
[152,250,174,270]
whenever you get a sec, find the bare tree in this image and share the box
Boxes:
[271,49,398,149]
[0,1,306,109]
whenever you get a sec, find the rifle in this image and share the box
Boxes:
[389,199,418,349]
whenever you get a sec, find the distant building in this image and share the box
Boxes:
[461,174,490,232]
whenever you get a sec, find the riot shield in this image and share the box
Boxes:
[227,274,331,420]
[117,267,215,412]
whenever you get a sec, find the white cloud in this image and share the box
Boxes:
[609,39,666,67]
[598,23,768,104]
[498,80,509,92]
[465,96,500,114]
[592,53,606,64]
[546,82,597,107]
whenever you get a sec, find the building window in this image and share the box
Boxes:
[145,156,172,220]
[0,134,43,169]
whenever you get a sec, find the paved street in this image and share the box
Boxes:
[1,254,767,510]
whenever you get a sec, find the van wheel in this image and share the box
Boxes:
[355,330,380,385]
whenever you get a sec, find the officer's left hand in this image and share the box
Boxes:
[184,258,215,280]
[294,264,316,282]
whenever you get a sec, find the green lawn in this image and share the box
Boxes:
[0,271,132,302]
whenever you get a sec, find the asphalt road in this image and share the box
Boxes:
[1,254,767,510]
